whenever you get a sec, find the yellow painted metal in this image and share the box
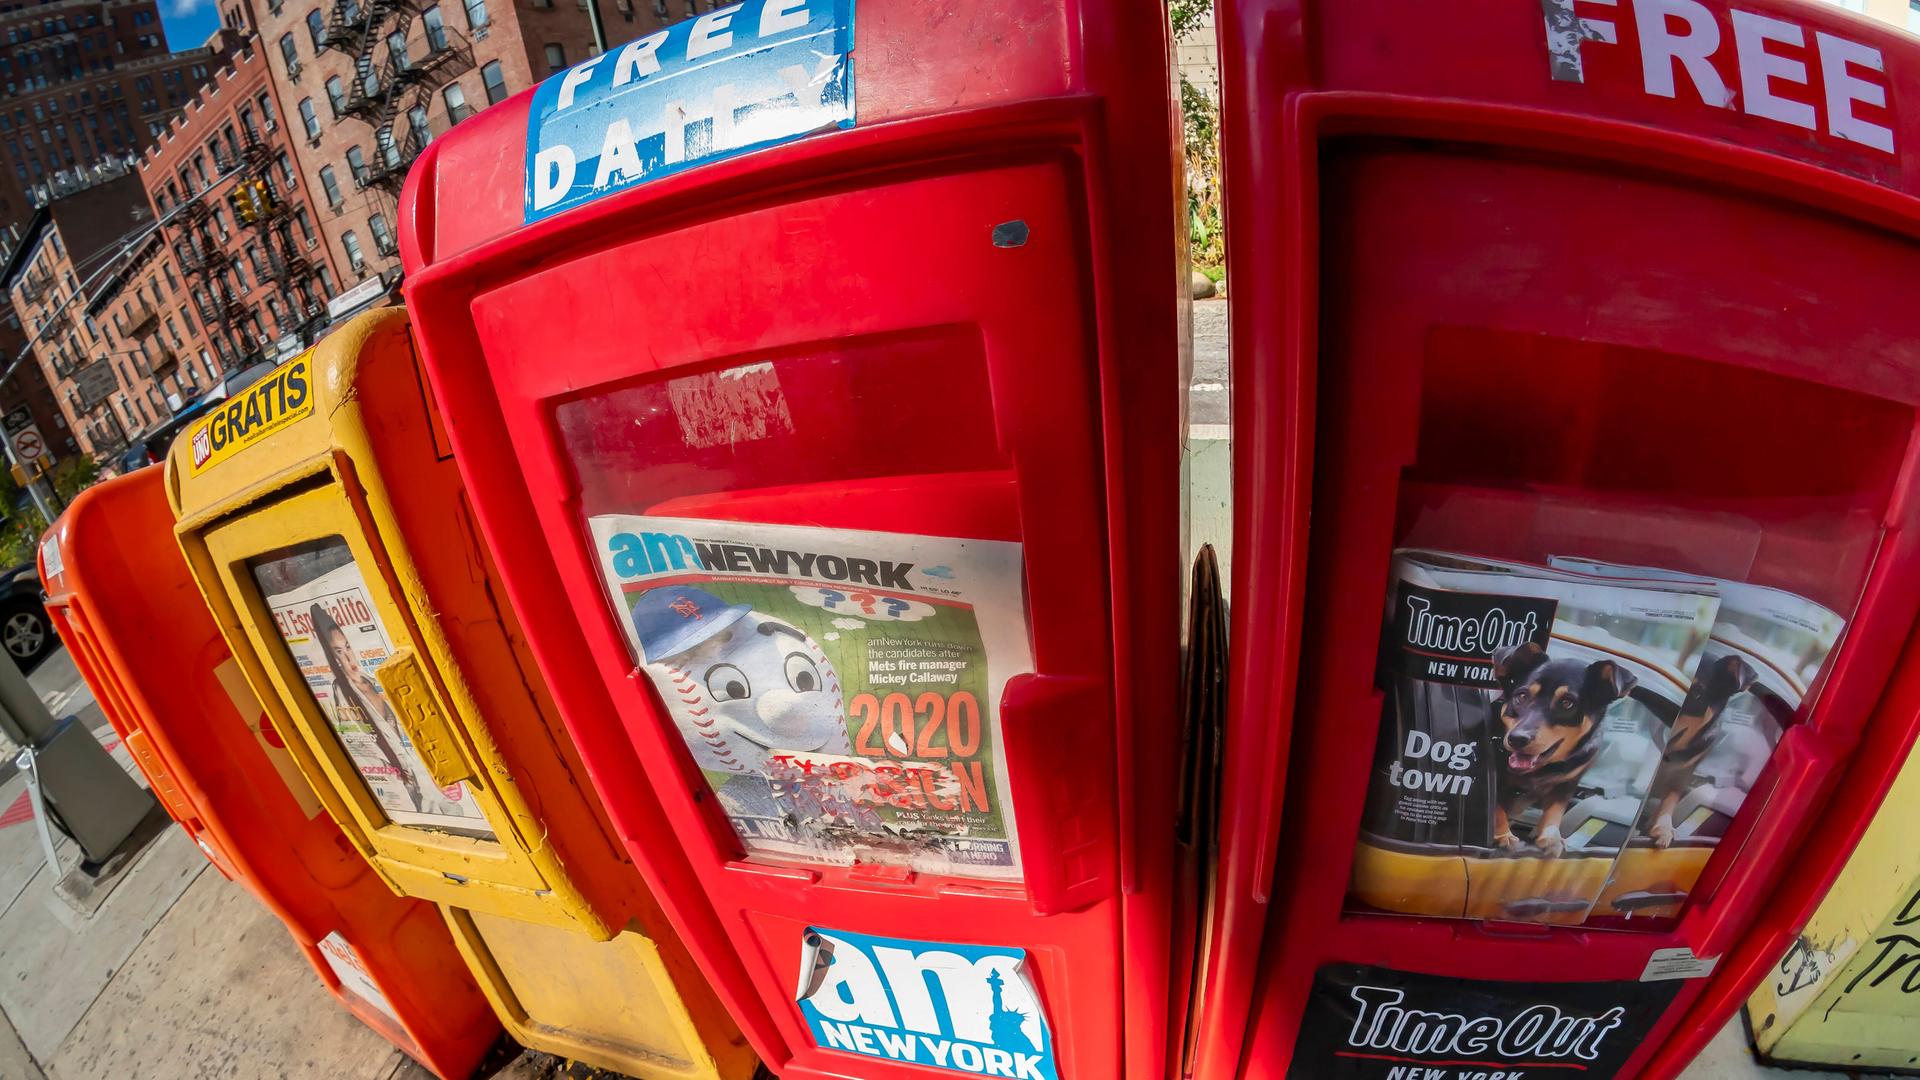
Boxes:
[165,306,637,937]
[1745,732,1920,1070]
[447,908,758,1080]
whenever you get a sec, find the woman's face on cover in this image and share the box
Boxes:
[326,628,355,674]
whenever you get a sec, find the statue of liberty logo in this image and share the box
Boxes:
[985,968,1038,1054]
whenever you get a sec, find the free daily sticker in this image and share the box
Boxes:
[523,0,855,223]
[186,355,314,476]
[795,928,1057,1080]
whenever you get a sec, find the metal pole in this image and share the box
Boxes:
[585,0,607,54]
[0,426,56,529]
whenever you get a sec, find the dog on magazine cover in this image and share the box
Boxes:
[1643,653,1758,848]
[1489,641,1637,858]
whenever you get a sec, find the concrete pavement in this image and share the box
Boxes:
[0,649,561,1080]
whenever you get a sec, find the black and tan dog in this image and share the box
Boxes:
[1489,641,1637,857]
[1643,653,1758,848]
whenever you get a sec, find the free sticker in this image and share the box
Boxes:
[523,0,855,223]
[186,356,314,475]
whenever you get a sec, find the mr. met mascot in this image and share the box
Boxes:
[632,586,870,829]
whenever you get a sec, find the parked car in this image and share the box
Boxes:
[0,563,53,669]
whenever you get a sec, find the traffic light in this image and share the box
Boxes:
[227,179,276,225]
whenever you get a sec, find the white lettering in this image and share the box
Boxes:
[686,6,739,60]
[1013,1052,1046,1080]
[1731,11,1815,130]
[662,100,688,163]
[1347,985,1626,1062]
[709,83,738,150]
[874,947,1013,1043]
[851,1026,879,1055]
[760,0,809,35]
[592,118,644,188]
[1817,31,1895,153]
[1634,0,1732,107]
[817,1020,859,1051]
[803,935,899,1027]
[777,54,839,109]
[612,30,666,86]
[875,1029,917,1059]
[922,1036,954,1065]
[951,1042,985,1071]
[555,53,605,111]
[531,144,576,210]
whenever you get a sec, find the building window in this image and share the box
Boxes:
[481,60,506,105]
[545,43,565,73]
[257,92,277,130]
[294,207,315,242]
[346,144,366,184]
[299,97,319,138]
[463,0,487,31]
[342,230,365,272]
[370,212,395,255]
[306,9,326,49]
[385,30,408,70]
[443,82,470,124]
[326,75,346,116]
[277,151,297,186]
[407,104,430,147]
[319,165,342,206]
[422,5,447,50]
[239,104,257,137]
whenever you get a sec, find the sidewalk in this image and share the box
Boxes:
[0,649,547,1080]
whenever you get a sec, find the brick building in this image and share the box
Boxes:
[255,0,686,293]
[0,0,244,237]
[1,168,198,459]
[0,224,80,463]
[139,36,341,374]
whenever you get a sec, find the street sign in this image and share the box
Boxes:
[325,278,386,321]
[13,428,45,463]
[4,405,49,466]
[73,362,119,411]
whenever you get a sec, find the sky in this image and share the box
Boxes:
[158,0,223,52]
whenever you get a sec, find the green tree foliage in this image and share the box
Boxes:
[1169,0,1223,270]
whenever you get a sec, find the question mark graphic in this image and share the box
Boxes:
[817,588,846,610]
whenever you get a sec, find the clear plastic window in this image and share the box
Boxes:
[556,333,1035,881]
[249,537,494,838]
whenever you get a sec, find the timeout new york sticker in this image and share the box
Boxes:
[796,928,1057,1080]
[523,0,855,222]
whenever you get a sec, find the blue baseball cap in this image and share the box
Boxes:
[630,586,750,663]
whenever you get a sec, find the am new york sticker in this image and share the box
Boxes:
[523,0,855,222]
[796,928,1057,1079]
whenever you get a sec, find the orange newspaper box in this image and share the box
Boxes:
[39,467,500,1080]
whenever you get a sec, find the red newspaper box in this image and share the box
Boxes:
[396,2,1185,1076]
[40,468,500,1080]
[1197,1,1920,1077]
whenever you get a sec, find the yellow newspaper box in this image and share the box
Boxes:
[1746,725,1920,1072]
[166,308,756,1079]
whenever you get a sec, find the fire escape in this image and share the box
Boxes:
[172,129,332,372]
[171,195,250,371]
[326,0,473,196]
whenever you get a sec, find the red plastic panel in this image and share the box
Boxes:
[41,470,499,1080]
[400,2,1185,1073]
[1205,0,1920,1074]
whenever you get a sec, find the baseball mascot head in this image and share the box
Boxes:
[633,586,853,775]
